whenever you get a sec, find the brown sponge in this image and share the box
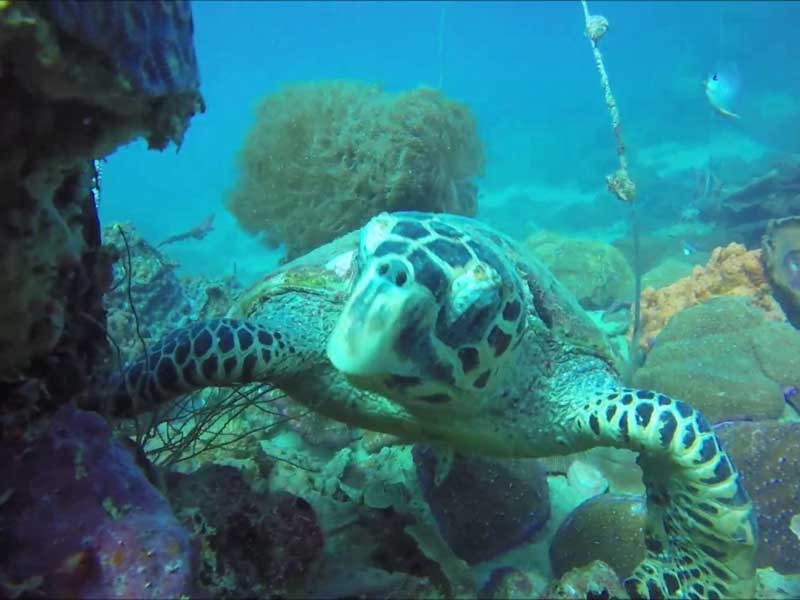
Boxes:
[226,81,484,260]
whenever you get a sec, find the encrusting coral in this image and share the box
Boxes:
[631,242,784,349]
[226,81,484,260]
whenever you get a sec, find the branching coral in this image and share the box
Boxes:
[631,242,784,349]
[226,81,484,260]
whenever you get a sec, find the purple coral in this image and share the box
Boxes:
[0,406,195,598]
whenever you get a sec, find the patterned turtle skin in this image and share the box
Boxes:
[106,212,756,599]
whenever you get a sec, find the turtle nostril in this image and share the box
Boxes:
[378,263,389,276]
[395,272,407,286]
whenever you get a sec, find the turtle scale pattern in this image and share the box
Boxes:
[103,212,756,599]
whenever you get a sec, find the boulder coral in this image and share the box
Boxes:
[549,494,646,580]
[633,296,797,423]
[227,81,484,260]
[716,421,800,573]
[525,232,634,310]
[632,242,784,350]
[412,445,550,565]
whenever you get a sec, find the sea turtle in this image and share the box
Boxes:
[104,211,756,599]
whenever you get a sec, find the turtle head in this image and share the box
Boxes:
[327,212,527,411]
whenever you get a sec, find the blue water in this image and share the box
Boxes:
[100,1,800,282]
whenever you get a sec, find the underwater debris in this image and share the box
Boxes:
[579,1,635,204]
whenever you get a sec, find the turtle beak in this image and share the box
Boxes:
[327,259,424,379]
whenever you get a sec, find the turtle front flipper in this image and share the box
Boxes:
[570,387,756,599]
[102,318,317,417]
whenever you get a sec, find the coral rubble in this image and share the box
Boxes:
[166,464,324,597]
[708,156,800,247]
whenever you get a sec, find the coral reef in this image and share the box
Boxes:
[413,446,550,565]
[0,166,115,439]
[0,406,195,597]
[716,421,800,573]
[704,155,800,247]
[102,223,238,366]
[525,232,634,310]
[549,494,646,580]
[763,215,800,327]
[0,1,202,429]
[166,464,324,597]
[641,257,695,290]
[226,81,484,260]
[632,242,783,349]
[634,296,799,422]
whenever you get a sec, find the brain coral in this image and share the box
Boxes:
[631,242,784,350]
[226,81,484,260]
[716,421,800,573]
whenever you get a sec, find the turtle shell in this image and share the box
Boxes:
[229,230,361,321]
[230,221,622,373]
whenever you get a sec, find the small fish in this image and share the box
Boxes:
[705,65,741,120]
[157,213,215,247]
[682,240,701,256]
